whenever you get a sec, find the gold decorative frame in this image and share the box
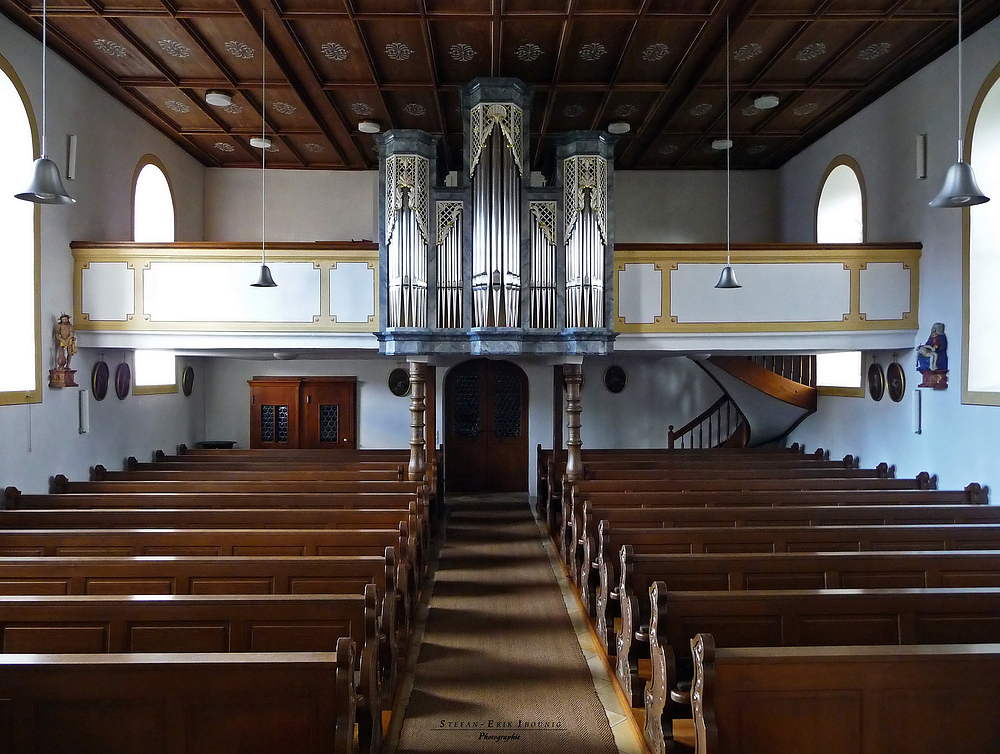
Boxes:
[613,243,920,335]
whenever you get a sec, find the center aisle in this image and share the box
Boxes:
[387,493,633,754]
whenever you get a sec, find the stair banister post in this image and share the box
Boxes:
[564,361,584,482]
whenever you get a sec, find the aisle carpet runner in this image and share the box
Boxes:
[392,494,619,754]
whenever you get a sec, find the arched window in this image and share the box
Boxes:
[816,156,866,244]
[132,157,175,242]
[0,57,41,406]
[815,156,866,396]
[964,63,1000,405]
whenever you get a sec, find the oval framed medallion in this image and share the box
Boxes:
[115,362,131,400]
[867,362,885,401]
[91,361,110,401]
[604,365,627,394]
[887,362,905,403]
[388,367,410,397]
[181,366,195,397]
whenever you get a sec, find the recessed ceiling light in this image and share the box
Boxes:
[754,93,780,110]
[205,90,233,107]
[250,136,272,149]
[712,138,733,150]
[358,120,381,134]
[607,121,630,134]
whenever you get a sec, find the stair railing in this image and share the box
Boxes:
[749,355,817,387]
[668,395,747,449]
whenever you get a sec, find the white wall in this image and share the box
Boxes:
[0,16,208,494]
[203,168,777,245]
[615,170,779,243]
[785,16,1000,492]
[204,169,378,242]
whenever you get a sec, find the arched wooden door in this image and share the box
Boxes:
[444,359,529,493]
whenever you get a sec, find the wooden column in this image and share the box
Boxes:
[408,360,427,482]
[424,364,437,493]
[564,363,583,482]
[552,364,564,464]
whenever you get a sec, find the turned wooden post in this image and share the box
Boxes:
[408,360,427,483]
[564,363,583,482]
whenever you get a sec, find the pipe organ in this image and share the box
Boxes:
[377,78,616,356]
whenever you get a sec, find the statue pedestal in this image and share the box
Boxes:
[49,368,78,388]
[918,370,947,390]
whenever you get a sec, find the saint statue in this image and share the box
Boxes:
[49,313,79,387]
[916,322,947,389]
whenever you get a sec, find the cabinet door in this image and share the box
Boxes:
[250,381,301,448]
[299,378,357,449]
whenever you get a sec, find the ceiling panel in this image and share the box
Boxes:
[1,0,994,171]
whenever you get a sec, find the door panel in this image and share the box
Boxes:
[249,381,300,449]
[248,377,357,449]
[445,359,528,492]
[300,379,357,449]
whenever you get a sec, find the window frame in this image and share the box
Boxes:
[131,154,176,243]
[962,59,1000,407]
[815,351,866,398]
[0,53,42,407]
[132,349,179,396]
[814,154,868,244]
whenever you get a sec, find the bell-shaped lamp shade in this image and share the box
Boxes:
[16,157,76,204]
[251,263,277,288]
[715,264,742,289]
[929,160,990,207]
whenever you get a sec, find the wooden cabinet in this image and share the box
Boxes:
[249,377,357,449]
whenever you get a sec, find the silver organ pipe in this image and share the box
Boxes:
[564,155,607,328]
[386,154,429,328]
[530,202,557,328]
[436,202,463,328]
[471,103,522,328]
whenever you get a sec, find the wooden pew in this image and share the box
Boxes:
[51,475,422,497]
[600,522,1000,662]
[3,488,430,572]
[545,446,842,531]
[0,591,383,752]
[611,548,1000,714]
[640,588,1000,754]
[0,644,358,754]
[0,553,403,702]
[106,462,408,481]
[0,526,417,636]
[576,502,1000,615]
[686,634,1000,754]
[562,484,989,575]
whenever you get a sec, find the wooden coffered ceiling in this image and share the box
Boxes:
[1,0,997,171]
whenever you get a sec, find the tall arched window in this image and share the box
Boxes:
[816,156,866,243]
[132,157,175,242]
[964,63,1000,405]
[0,57,41,406]
[815,156,867,396]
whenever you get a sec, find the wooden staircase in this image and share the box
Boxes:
[672,355,818,448]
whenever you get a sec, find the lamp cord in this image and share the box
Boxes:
[957,0,963,162]
[726,15,731,266]
[40,0,47,157]
[261,9,266,266]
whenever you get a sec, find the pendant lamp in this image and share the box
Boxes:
[251,9,277,287]
[929,0,989,208]
[16,0,75,205]
[715,17,741,289]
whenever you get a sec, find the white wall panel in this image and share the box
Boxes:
[859,262,912,321]
[671,263,850,323]
[81,263,135,321]
[617,263,663,324]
